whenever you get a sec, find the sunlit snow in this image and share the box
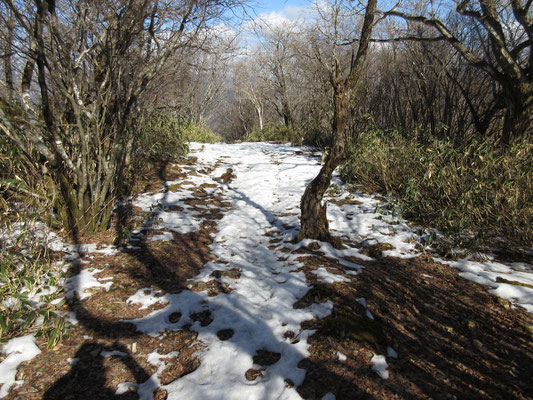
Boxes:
[1,142,533,399]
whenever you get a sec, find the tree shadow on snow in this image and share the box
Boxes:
[48,156,373,399]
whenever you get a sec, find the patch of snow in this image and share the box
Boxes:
[0,335,41,398]
[371,354,389,379]
[127,288,169,310]
[437,258,533,312]
[137,350,180,400]
[101,350,128,358]
[387,347,398,358]
[321,393,336,400]
[65,311,78,325]
[146,351,180,366]
[94,245,120,256]
[312,267,350,283]
[65,268,113,300]
[116,382,138,395]
[149,232,174,242]
[126,143,338,399]
[337,351,347,361]
[356,298,374,320]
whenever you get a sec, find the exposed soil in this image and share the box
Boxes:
[3,152,533,400]
[291,245,533,400]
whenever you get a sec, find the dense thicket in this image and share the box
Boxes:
[0,0,235,237]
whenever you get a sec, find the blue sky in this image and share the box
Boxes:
[254,0,312,15]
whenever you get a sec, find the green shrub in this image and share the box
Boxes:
[181,121,223,143]
[244,124,303,144]
[300,120,332,148]
[341,126,533,248]
[135,112,189,162]
[0,245,71,349]
[0,139,71,348]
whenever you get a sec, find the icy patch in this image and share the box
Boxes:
[313,267,350,284]
[0,335,41,398]
[371,354,389,379]
[65,268,113,300]
[321,393,336,400]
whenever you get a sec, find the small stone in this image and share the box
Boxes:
[216,329,234,341]
[169,312,182,324]
[467,320,477,330]
[245,368,264,381]
[284,379,294,388]
[253,349,281,366]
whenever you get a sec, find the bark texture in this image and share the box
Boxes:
[298,0,378,245]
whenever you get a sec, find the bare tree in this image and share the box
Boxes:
[233,59,267,130]
[0,0,239,235]
[388,0,532,143]
[298,0,378,244]
[256,22,301,129]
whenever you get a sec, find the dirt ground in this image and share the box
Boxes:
[3,155,532,400]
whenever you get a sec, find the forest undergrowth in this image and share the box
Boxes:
[341,124,533,251]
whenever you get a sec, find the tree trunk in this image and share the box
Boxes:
[281,98,294,129]
[3,9,15,103]
[298,146,344,244]
[256,105,264,130]
[297,0,377,246]
[298,89,348,245]
[501,84,533,145]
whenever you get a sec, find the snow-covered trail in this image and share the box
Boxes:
[2,142,533,400]
[132,143,336,399]
[130,142,533,399]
